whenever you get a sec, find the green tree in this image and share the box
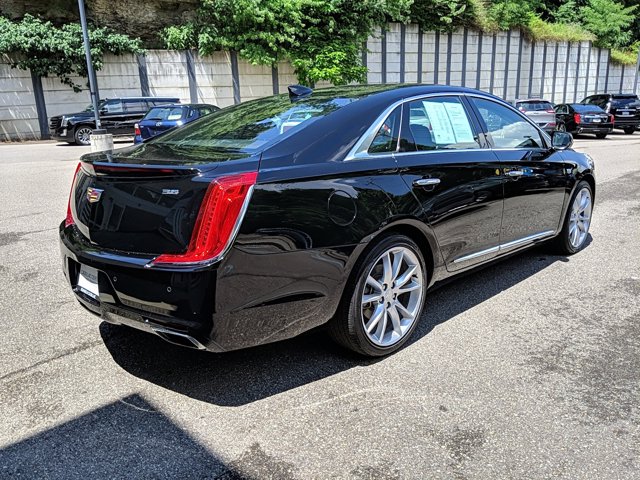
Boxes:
[0,14,143,91]
[580,0,637,48]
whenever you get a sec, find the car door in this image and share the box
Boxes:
[468,96,570,250]
[395,95,504,272]
[98,99,125,134]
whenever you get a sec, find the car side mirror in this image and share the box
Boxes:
[99,108,108,115]
[551,131,573,150]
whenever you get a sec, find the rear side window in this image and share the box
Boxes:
[144,107,185,121]
[152,96,356,153]
[471,97,544,149]
[404,96,479,151]
[124,100,148,113]
[517,101,554,111]
[368,106,401,154]
[555,104,569,114]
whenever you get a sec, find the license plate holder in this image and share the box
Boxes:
[78,264,99,299]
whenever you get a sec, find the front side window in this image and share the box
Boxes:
[102,100,123,114]
[404,96,479,151]
[368,106,401,154]
[471,97,544,149]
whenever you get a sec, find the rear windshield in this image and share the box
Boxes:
[573,104,606,113]
[611,96,640,108]
[516,101,554,111]
[144,106,186,121]
[150,95,355,153]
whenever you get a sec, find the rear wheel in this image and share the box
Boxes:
[329,235,427,356]
[552,181,593,255]
[595,133,607,139]
[74,126,93,146]
[623,126,635,135]
[556,123,566,132]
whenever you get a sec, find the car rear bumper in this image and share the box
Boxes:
[575,124,614,134]
[60,222,350,352]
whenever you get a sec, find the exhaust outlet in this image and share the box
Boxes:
[151,326,206,350]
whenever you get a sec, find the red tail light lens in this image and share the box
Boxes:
[573,113,581,124]
[65,162,83,227]
[134,123,141,136]
[546,109,555,114]
[150,172,258,266]
[609,115,615,123]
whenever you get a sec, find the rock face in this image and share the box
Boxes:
[0,0,198,47]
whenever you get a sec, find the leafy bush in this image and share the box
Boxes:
[525,15,595,42]
[0,14,143,91]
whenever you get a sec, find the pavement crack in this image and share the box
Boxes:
[0,339,103,382]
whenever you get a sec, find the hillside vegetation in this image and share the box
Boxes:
[1,0,638,88]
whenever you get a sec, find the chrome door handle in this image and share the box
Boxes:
[506,170,524,177]
[414,178,441,187]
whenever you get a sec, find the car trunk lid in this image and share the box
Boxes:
[69,144,260,256]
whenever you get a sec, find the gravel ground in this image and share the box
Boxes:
[0,134,639,479]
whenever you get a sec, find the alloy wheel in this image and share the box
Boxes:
[76,127,92,145]
[568,187,592,248]
[361,246,423,347]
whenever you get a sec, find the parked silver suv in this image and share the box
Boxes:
[513,99,556,133]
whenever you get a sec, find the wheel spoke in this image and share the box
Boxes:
[362,293,383,305]
[365,303,385,333]
[388,305,402,336]
[382,253,393,286]
[366,275,383,293]
[395,301,415,320]
[398,280,421,295]
[391,250,404,283]
[374,308,388,341]
[395,264,417,288]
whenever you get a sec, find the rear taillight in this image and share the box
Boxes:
[574,113,581,124]
[546,109,555,114]
[64,162,82,227]
[150,171,258,267]
[609,115,615,123]
[134,123,141,136]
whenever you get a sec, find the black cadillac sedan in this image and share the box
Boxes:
[60,84,595,357]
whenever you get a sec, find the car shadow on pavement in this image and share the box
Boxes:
[101,244,580,407]
[0,394,245,479]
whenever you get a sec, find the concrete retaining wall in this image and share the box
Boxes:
[1,24,639,141]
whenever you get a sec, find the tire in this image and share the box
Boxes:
[74,125,93,146]
[623,127,635,135]
[552,180,593,255]
[595,133,607,139]
[329,234,428,356]
[556,123,566,132]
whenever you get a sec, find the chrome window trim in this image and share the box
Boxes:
[344,91,551,162]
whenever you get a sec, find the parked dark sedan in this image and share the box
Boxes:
[134,103,219,144]
[554,103,614,138]
[60,85,595,357]
[581,93,639,134]
[50,97,179,145]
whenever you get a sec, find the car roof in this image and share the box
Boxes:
[147,103,216,108]
[514,98,552,102]
[103,97,179,101]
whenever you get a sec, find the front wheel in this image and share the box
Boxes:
[74,126,93,146]
[623,126,636,135]
[552,181,593,255]
[329,235,427,356]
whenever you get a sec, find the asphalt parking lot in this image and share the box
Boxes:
[0,134,639,479]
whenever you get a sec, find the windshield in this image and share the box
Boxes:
[611,96,640,108]
[144,106,185,121]
[151,95,356,153]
